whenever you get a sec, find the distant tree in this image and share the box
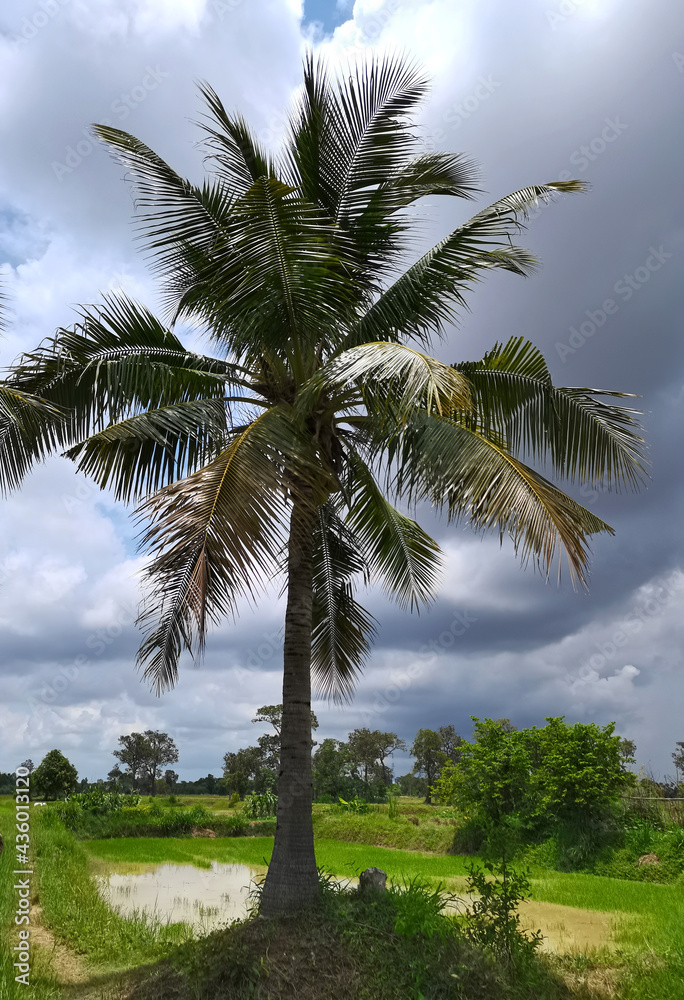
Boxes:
[250,704,319,793]
[106,764,137,792]
[163,769,179,790]
[113,730,179,795]
[411,729,445,803]
[140,731,179,795]
[494,718,517,733]
[222,746,263,798]
[313,738,354,800]
[672,742,684,783]
[252,704,319,738]
[438,725,464,764]
[113,733,150,787]
[18,759,35,774]
[0,772,16,795]
[434,716,635,837]
[619,739,637,771]
[347,729,404,795]
[32,750,78,800]
[394,772,428,798]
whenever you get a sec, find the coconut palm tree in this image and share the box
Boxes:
[4,54,646,915]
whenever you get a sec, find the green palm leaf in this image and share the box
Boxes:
[136,405,316,692]
[394,411,613,585]
[10,294,240,445]
[311,500,377,703]
[346,451,441,610]
[454,336,647,488]
[64,398,231,502]
[353,181,587,346]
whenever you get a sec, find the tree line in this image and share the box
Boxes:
[5,714,683,804]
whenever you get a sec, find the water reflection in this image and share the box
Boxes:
[98,861,267,932]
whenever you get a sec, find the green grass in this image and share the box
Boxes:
[85,835,476,881]
[0,811,62,1000]
[311,808,459,852]
[32,811,193,972]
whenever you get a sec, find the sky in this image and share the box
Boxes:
[0,0,682,784]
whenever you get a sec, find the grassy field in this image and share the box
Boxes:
[2,794,683,997]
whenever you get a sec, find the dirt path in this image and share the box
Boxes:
[29,903,87,985]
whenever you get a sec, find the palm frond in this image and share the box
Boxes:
[10,293,239,447]
[64,398,230,502]
[311,499,377,703]
[454,337,647,489]
[174,177,357,360]
[346,450,441,610]
[93,126,235,300]
[313,341,471,424]
[394,411,613,586]
[0,385,66,495]
[353,181,587,346]
[284,52,429,227]
[196,81,273,192]
[136,405,315,692]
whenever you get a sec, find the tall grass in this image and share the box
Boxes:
[0,812,62,1000]
[33,811,192,970]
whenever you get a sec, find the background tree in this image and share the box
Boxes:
[113,730,178,794]
[139,730,179,796]
[411,728,446,803]
[619,739,637,772]
[394,772,428,798]
[672,742,684,785]
[112,733,149,788]
[346,729,404,797]
[252,704,319,792]
[6,55,646,915]
[221,747,263,798]
[163,769,179,790]
[438,725,464,764]
[434,716,635,842]
[32,749,78,800]
[312,738,354,800]
[18,759,35,774]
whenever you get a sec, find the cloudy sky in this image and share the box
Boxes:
[0,0,682,783]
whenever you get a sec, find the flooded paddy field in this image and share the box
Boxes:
[88,837,629,955]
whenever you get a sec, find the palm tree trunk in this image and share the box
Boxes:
[260,490,319,916]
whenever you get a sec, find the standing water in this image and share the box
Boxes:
[98,861,267,932]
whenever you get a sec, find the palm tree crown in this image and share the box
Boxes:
[3,54,646,914]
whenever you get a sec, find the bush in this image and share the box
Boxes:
[434,716,634,848]
[464,856,543,968]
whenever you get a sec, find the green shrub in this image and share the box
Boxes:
[243,792,277,819]
[464,856,543,968]
[389,876,456,940]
